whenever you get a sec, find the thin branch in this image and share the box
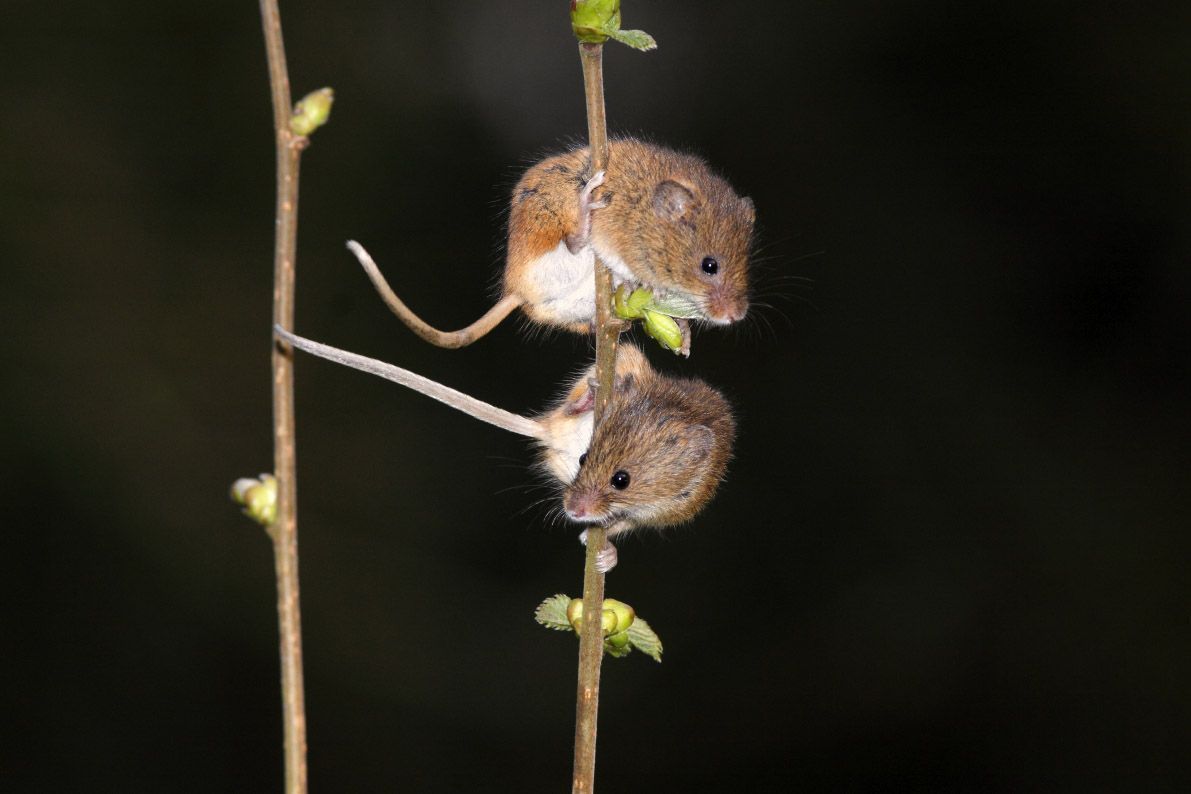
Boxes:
[572,39,617,794]
[259,1,308,791]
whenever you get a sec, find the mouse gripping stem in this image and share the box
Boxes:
[565,170,607,254]
[579,519,632,573]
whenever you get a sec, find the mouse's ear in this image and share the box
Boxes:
[560,372,597,416]
[612,344,651,394]
[741,196,756,226]
[653,180,700,225]
[681,424,716,463]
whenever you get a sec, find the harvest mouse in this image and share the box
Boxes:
[562,361,736,572]
[352,138,755,350]
[274,328,734,569]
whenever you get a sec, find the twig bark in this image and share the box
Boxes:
[259,2,308,791]
[572,39,617,794]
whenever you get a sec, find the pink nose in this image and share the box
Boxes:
[565,490,597,521]
[710,303,747,324]
[708,287,748,324]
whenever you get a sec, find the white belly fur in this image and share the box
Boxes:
[522,241,596,324]
[522,242,638,325]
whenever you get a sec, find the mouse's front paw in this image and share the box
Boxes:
[579,529,619,573]
[595,543,619,573]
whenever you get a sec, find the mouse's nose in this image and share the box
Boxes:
[707,286,748,325]
[725,302,748,324]
[564,488,602,523]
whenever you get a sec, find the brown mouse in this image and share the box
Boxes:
[563,362,736,572]
[352,138,755,349]
[274,328,734,570]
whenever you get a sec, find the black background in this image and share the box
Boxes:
[3,1,1189,790]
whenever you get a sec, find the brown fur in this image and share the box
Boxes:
[562,362,736,531]
[506,138,754,329]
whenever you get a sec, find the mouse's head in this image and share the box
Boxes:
[645,173,755,325]
[562,374,735,529]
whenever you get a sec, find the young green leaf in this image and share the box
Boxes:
[625,617,663,662]
[534,593,574,631]
[649,292,703,319]
[608,28,657,51]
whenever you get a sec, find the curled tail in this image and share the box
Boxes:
[347,240,521,349]
[274,325,544,440]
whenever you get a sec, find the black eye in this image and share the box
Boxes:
[701,256,719,275]
[610,470,630,489]
[578,453,588,467]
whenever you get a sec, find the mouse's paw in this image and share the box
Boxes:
[578,530,619,573]
[676,317,692,357]
[566,171,607,254]
[581,170,608,210]
[595,543,619,573]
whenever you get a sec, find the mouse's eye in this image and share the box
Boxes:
[701,256,719,275]
[610,470,631,490]
[578,453,588,467]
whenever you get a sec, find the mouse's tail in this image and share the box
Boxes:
[348,240,520,348]
[274,326,545,440]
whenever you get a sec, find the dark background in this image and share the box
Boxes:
[3,1,1188,790]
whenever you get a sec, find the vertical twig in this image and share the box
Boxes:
[259,2,308,792]
[572,39,617,794]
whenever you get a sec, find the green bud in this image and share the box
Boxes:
[643,309,685,353]
[614,285,655,320]
[536,593,661,661]
[571,0,657,51]
[603,598,636,633]
[567,597,636,636]
[625,287,653,314]
[605,630,631,650]
[615,287,691,354]
[290,88,334,137]
[604,635,633,657]
[613,284,640,319]
[566,597,585,631]
[571,0,620,44]
[230,474,278,526]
